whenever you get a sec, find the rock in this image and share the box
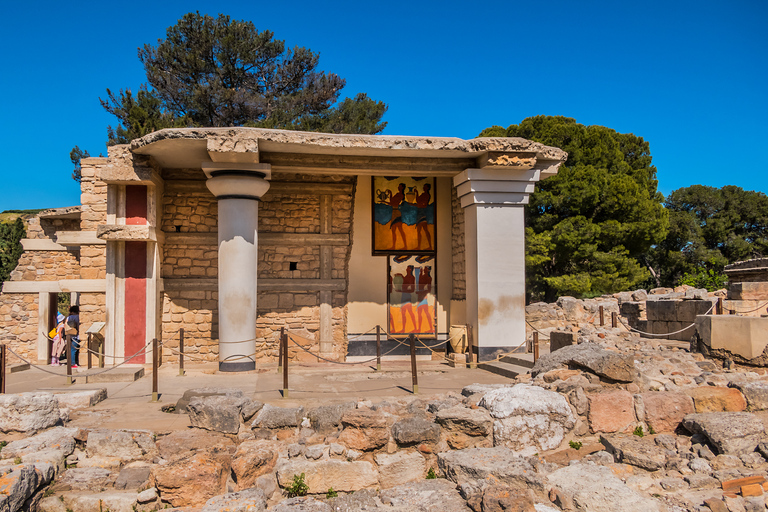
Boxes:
[682,413,764,455]
[174,387,244,414]
[379,479,471,512]
[435,406,493,436]
[251,405,304,429]
[304,444,326,460]
[325,489,379,511]
[391,416,440,446]
[0,464,52,512]
[685,473,719,489]
[306,402,355,433]
[730,382,768,411]
[53,389,107,410]
[437,447,545,493]
[1,426,78,460]
[375,450,426,488]
[136,487,158,503]
[640,392,695,433]
[151,451,231,507]
[188,395,248,434]
[688,387,747,413]
[531,342,636,382]
[588,390,635,433]
[114,464,152,490]
[63,491,140,512]
[269,497,332,511]
[337,409,388,451]
[479,385,575,456]
[231,441,278,489]
[54,467,113,491]
[276,459,378,493]
[0,393,61,433]
[461,383,510,397]
[480,484,535,512]
[86,430,158,462]
[201,488,266,512]
[329,443,345,456]
[600,434,667,471]
[689,457,713,474]
[241,400,264,421]
[547,463,664,511]
[155,429,235,461]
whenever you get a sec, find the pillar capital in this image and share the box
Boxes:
[203,163,272,201]
[453,168,542,208]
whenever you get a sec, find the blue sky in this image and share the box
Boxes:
[1,0,766,211]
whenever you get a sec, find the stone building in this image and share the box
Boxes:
[0,128,566,370]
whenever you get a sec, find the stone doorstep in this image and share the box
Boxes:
[9,362,30,373]
[84,367,145,383]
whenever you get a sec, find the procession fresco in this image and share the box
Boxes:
[388,254,436,337]
[372,177,435,253]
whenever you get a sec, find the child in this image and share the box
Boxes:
[50,313,66,366]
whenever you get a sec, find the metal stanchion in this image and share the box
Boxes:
[0,345,6,394]
[533,331,539,362]
[376,325,382,371]
[178,328,185,376]
[409,334,418,394]
[151,338,159,402]
[278,327,284,374]
[282,329,289,398]
[599,305,604,326]
[611,312,617,328]
[66,336,73,386]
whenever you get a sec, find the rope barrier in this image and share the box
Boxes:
[285,332,401,365]
[618,303,715,337]
[525,320,551,340]
[725,301,768,314]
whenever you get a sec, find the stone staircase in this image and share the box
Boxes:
[479,347,549,379]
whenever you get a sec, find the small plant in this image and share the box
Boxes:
[42,485,56,498]
[285,473,309,497]
[0,441,7,452]
[426,468,437,479]
[569,440,583,450]
[648,426,656,435]
[633,426,644,437]
[326,488,338,499]
[13,457,22,465]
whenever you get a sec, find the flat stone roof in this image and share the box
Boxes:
[38,206,81,219]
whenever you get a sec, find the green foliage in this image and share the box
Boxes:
[633,426,644,437]
[0,218,25,289]
[648,426,656,435]
[14,457,22,465]
[285,473,309,497]
[481,116,668,301]
[69,146,90,183]
[569,440,583,450]
[0,440,7,452]
[326,488,338,498]
[101,12,387,145]
[648,185,768,287]
[426,468,437,479]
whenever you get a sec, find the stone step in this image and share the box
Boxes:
[9,362,30,373]
[478,361,531,379]
[499,353,537,368]
[85,367,145,383]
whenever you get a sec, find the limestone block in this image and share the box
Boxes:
[730,381,768,410]
[437,447,545,492]
[0,393,61,433]
[647,300,677,322]
[201,488,266,512]
[550,331,577,352]
[682,412,764,455]
[151,451,230,507]
[375,451,426,488]
[588,390,635,433]
[276,459,378,493]
[640,392,694,433]
[694,316,768,360]
[86,430,158,461]
[729,282,768,300]
[688,387,747,413]
[600,434,667,471]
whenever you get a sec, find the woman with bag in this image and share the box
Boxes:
[49,313,66,366]
[65,306,80,369]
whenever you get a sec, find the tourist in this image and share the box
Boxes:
[65,306,81,369]
[49,313,66,366]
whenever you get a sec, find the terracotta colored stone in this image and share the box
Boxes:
[722,475,766,493]
[231,441,277,490]
[151,451,230,507]
[641,392,695,433]
[703,498,729,512]
[588,390,635,433]
[741,483,763,497]
[689,387,747,413]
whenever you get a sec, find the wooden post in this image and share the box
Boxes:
[278,327,284,374]
[376,325,382,371]
[66,336,73,386]
[599,305,604,326]
[533,331,539,362]
[409,334,418,394]
[0,344,6,394]
[151,338,159,402]
[611,312,617,328]
[282,330,289,398]
[717,297,724,315]
[178,328,185,376]
[466,324,475,368]
[87,333,93,370]
[98,336,104,368]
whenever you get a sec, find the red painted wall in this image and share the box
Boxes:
[125,185,148,225]
[124,241,147,363]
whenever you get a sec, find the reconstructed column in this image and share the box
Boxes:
[204,163,271,372]
[453,168,541,361]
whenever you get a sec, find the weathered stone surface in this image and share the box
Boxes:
[306,402,355,433]
[188,395,247,434]
[547,463,664,511]
[251,405,304,429]
[481,484,535,512]
[156,429,235,461]
[600,434,667,471]
[276,459,378,493]
[1,426,78,459]
[375,451,426,488]
[379,479,472,512]
[86,430,158,461]
[0,464,52,512]
[325,489,379,511]
[0,393,60,433]
[588,390,635,433]
[437,447,545,492]
[269,497,332,511]
[241,400,264,421]
[231,441,278,489]
[174,387,245,414]
[479,385,575,456]
[54,389,108,410]
[391,416,440,446]
[151,451,230,507]
[54,467,113,491]
[730,382,768,411]
[640,392,695,433]
[688,387,747,413]
[531,342,636,382]
[461,383,510,397]
[435,406,493,436]
[114,464,152,490]
[682,412,764,455]
[337,409,388,451]
[201,488,266,512]
[62,491,141,512]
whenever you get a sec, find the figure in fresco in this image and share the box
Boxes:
[389,271,404,332]
[373,178,435,252]
[415,183,432,251]
[400,265,417,332]
[415,265,433,333]
[385,183,407,250]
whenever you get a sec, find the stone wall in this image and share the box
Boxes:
[9,250,80,282]
[645,299,716,341]
[25,216,80,240]
[162,245,218,279]
[161,290,219,363]
[451,186,465,300]
[0,293,38,361]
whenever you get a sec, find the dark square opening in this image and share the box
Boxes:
[289,261,298,271]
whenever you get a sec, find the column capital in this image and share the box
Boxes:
[453,168,542,208]
[203,163,272,201]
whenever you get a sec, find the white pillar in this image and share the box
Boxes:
[454,168,541,361]
[204,163,271,372]
[37,291,51,363]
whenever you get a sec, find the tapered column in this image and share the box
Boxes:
[204,163,271,372]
